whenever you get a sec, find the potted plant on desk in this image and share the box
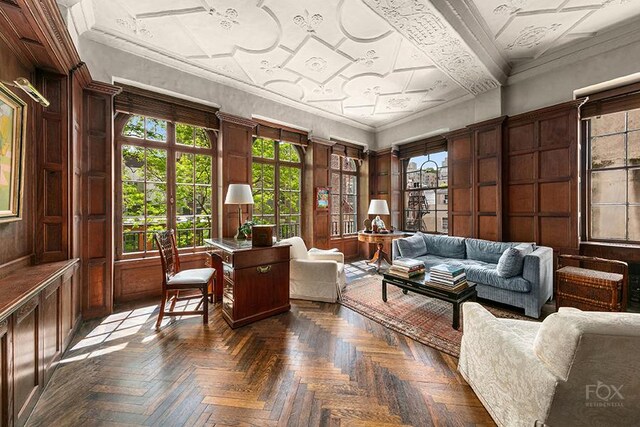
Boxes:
[239,220,255,239]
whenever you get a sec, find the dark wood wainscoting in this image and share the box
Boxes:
[113,253,209,304]
[0,260,79,426]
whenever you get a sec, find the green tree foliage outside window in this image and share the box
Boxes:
[120,115,213,254]
[252,138,302,239]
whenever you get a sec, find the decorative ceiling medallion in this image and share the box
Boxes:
[506,24,561,50]
[355,50,380,67]
[208,7,239,30]
[313,85,333,95]
[116,17,152,38]
[293,10,323,32]
[362,0,499,96]
[387,97,411,109]
[305,57,327,72]
[493,0,526,16]
[260,60,281,74]
[364,86,381,96]
[603,0,630,6]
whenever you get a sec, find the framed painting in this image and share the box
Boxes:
[0,83,27,222]
[315,187,329,210]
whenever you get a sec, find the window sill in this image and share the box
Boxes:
[580,241,640,250]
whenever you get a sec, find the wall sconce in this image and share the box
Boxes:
[1,77,50,107]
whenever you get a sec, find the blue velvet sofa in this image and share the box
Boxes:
[391,232,553,318]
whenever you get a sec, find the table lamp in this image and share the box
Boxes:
[224,184,254,239]
[368,199,390,232]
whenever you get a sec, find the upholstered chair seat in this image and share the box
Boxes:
[458,303,640,427]
[280,236,346,303]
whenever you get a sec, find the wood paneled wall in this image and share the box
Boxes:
[217,113,256,238]
[504,102,580,252]
[309,140,364,260]
[80,88,116,318]
[365,149,401,259]
[35,71,69,263]
[390,104,581,255]
[447,130,474,238]
[311,141,331,250]
[470,117,505,241]
[369,149,401,231]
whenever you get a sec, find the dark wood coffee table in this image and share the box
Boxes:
[382,272,477,330]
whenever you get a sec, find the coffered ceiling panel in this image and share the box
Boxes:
[469,0,640,62]
[64,0,506,129]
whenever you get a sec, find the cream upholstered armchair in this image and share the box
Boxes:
[458,303,640,427]
[280,237,346,303]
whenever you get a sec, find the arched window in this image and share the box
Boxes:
[118,114,215,256]
[404,151,448,233]
[331,154,358,237]
[252,138,303,239]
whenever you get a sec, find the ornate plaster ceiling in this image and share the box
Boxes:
[61,0,640,130]
[467,0,640,62]
[63,0,503,129]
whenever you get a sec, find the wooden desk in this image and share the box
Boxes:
[358,231,408,272]
[205,239,291,328]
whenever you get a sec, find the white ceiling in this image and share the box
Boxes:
[468,0,640,62]
[61,0,640,130]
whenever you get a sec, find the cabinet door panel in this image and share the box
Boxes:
[234,262,289,320]
[13,298,40,426]
[43,279,62,383]
[0,319,8,427]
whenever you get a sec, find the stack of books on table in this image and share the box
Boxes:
[389,258,425,278]
[429,264,468,292]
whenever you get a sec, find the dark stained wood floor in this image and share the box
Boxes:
[27,297,495,426]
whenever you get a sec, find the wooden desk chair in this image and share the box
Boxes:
[154,230,216,328]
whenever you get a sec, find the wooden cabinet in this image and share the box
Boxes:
[0,259,80,426]
[206,239,290,328]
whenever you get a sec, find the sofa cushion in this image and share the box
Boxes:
[496,247,525,278]
[466,238,517,264]
[465,265,532,293]
[422,234,466,259]
[396,232,427,258]
[415,254,456,270]
[496,243,535,278]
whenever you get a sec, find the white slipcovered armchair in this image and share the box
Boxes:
[458,303,640,427]
[280,237,346,303]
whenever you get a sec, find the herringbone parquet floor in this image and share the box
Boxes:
[27,296,495,426]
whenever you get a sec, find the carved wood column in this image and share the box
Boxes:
[216,112,257,238]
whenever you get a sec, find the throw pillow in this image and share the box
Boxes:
[397,233,427,259]
[496,247,525,278]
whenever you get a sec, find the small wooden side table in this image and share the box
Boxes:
[358,231,408,272]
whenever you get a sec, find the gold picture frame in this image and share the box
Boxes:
[0,83,27,222]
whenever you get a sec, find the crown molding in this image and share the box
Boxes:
[216,112,258,129]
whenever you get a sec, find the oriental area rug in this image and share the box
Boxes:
[340,274,530,358]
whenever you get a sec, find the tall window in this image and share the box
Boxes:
[403,151,448,233]
[585,107,640,242]
[331,154,358,237]
[119,115,214,256]
[252,138,302,239]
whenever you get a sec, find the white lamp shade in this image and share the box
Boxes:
[224,184,254,205]
[368,199,390,215]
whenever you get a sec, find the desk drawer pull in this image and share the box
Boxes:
[256,265,271,274]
